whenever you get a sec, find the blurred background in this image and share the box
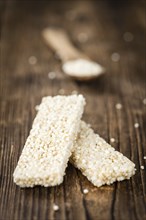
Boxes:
[0,1,145,220]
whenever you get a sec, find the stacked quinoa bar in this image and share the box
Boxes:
[13,95,135,188]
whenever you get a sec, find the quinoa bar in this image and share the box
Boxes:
[13,95,85,187]
[71,121,136,187]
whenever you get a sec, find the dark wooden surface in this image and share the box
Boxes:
[0,1,146,220]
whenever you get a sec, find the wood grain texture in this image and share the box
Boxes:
[0,1,145,220]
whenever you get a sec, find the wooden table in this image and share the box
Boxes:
[0,1,145,220]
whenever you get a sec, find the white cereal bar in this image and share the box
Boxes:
[71,121,136,187]
[13,95,85,187]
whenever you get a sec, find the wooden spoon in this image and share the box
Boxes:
[42,28,105,81]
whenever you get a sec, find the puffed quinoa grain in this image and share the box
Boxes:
[53,204,59,211]
[134,123,139,128]
[83,189,89,194]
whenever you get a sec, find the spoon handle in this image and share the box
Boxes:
[42,28,85,62]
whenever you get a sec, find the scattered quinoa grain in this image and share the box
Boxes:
[77,33,88,43]
[115,103,122,110]
[83,189,89,194]
[111,53,120,62]
[144,156,146,160]
[35,105,39,111]
[110,138,115,143]
[143,98,146,105]
[140,166,144,170]
[48,72,56,80]
[53,204,59,211]
[123,32,134,42]
[28,56,37,65]
[134,123,139,128]
[71,90,78,95]
[58,89,65,95]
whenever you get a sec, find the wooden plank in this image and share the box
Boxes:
[0,1,145,220]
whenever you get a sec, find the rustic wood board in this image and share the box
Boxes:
[0,1,145,220]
